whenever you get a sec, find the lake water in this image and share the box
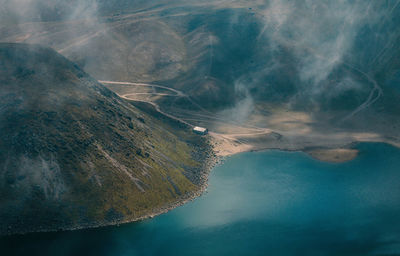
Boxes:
[1,143,400,256]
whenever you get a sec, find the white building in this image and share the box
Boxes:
[193,126,208,135]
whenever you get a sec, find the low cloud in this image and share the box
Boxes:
[259,0,381,88]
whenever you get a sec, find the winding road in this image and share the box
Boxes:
[100,80,185,97]
[100,80,194,127]
[292,44,384,122]
[341,64,383,121]
[100,80,272,139]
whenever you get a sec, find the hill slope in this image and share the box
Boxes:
[2,1,399,157]
[2,0,400,113]
[0,43,212,235]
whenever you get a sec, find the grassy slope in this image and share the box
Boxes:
[0,43,212,235]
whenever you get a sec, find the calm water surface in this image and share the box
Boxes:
[1,143,400,256]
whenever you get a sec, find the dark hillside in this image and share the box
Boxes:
[0,43,212,235]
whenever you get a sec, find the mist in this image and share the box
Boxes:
[219,0,400,123]
[1,0,400,252]
[0,0,100,22]
[2,0,400,120]
[263,1,381,92]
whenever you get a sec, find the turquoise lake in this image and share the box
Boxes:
[1,143,400,256]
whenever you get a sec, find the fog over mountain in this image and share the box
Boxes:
[1,0,400,235]
[0,43,212,235]
[2,0,399,116]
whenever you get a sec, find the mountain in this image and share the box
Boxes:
[1,0,400,237]
[2,1,399,154]
[2,1,400,113]
[0,43,212,235]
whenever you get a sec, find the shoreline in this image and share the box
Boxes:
[209,131,400,163]
[3,137,399,237]
[2,139,222,237]
[304,148,359,163]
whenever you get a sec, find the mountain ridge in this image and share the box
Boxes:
[0,43,213,235]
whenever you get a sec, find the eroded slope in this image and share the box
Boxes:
[0,43,212,235]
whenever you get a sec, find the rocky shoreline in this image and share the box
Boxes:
[2,137,222,237]
[4,136,399,237]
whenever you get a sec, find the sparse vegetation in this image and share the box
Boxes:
[0,43,213,235]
